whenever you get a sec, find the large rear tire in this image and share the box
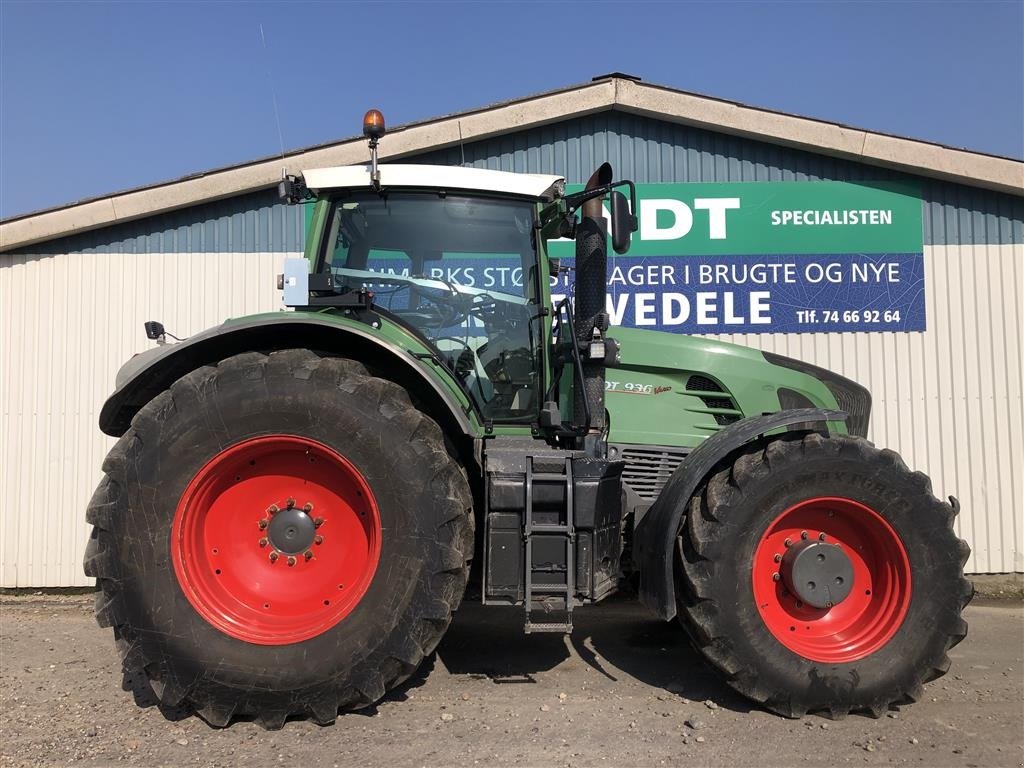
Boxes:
[674,432,972,718]
[84,349,473,729]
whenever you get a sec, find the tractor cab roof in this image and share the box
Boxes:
[301,164,565,202]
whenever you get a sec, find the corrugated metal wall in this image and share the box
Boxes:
[38,114,1024,254]
[0,250,287,586]
[2,109,1021,585]
[40,189,305,255]
[413,112,1024,245]
[705,243,1023,574]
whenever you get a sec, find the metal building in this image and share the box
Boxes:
[2,75,1022,586]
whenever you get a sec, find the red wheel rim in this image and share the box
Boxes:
[171,435,381,645]
[752,496,911,663]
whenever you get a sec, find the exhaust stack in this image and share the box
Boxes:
[573,163,614,440]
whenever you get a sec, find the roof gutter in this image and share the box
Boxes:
[2,77,1020,253]
[0,81,613,252]
[614,80,1023,197]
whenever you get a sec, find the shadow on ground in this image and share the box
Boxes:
[435,595,752,712]
[124,593,751,726]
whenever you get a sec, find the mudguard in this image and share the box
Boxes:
[635,408,848,620]
[99,314,475,438]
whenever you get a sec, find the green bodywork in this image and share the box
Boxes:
[215,307,842,449]
[218,309,534,440]
[604,327,841,447]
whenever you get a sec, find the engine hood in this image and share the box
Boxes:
[613,326,767,371]
[603,327,850,447]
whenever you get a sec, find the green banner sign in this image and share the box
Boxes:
[550,180,922,257]
[547,180,925,333]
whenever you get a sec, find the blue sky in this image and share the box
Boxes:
[1,1,1021,219]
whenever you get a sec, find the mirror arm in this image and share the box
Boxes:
[563,179,638,231]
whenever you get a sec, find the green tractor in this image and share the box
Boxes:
[85,111,971,729]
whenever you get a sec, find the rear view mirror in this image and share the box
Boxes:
[610,191,636,255]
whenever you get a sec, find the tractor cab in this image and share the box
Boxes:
[288,167,558,423]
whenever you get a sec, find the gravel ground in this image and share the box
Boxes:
[1,593,1021,768]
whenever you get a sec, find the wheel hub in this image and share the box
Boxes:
[780,540,854,608]
[752,496,912,663]
[267,506,316,555]
[171,435,381,645]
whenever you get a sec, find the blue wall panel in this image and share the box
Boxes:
[23,110,1023,255]
[413,112,1023,247]
[26,188,305,255]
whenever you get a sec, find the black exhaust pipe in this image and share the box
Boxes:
[574,163,613,440]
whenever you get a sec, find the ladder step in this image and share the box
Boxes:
[531,472,567,482]
[529,595,570,609]
[528,584,571,594]
[523,456,575,635]
[525,621,573,634]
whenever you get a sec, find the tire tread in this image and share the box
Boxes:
[674,433,972,718]
[84,349,474,729]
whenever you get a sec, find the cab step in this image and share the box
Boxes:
[524,457,574,634]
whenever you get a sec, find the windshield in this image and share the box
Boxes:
[319,192,543,422]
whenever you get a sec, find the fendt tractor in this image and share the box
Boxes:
[85,110,972,729]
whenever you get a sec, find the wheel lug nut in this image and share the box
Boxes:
[303,503,313,513]
[258,519,268,530]
[286,498,295,509]
[267,504,279,514]
[314,535,324,546]
[304,550,313,561]
[287,556,296,567]
[773,554,782,563]
[269,552,279,563]
[800,530,808,540]
[772,573,781,582]
[314,517,324,528]
[258,537,269,547]
[784,538,792,548]
[818,532,826,541]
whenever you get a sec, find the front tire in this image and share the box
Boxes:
[84,349,473,728]
[674,432,972,718]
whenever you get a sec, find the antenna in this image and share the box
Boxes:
[258,23,286,159]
